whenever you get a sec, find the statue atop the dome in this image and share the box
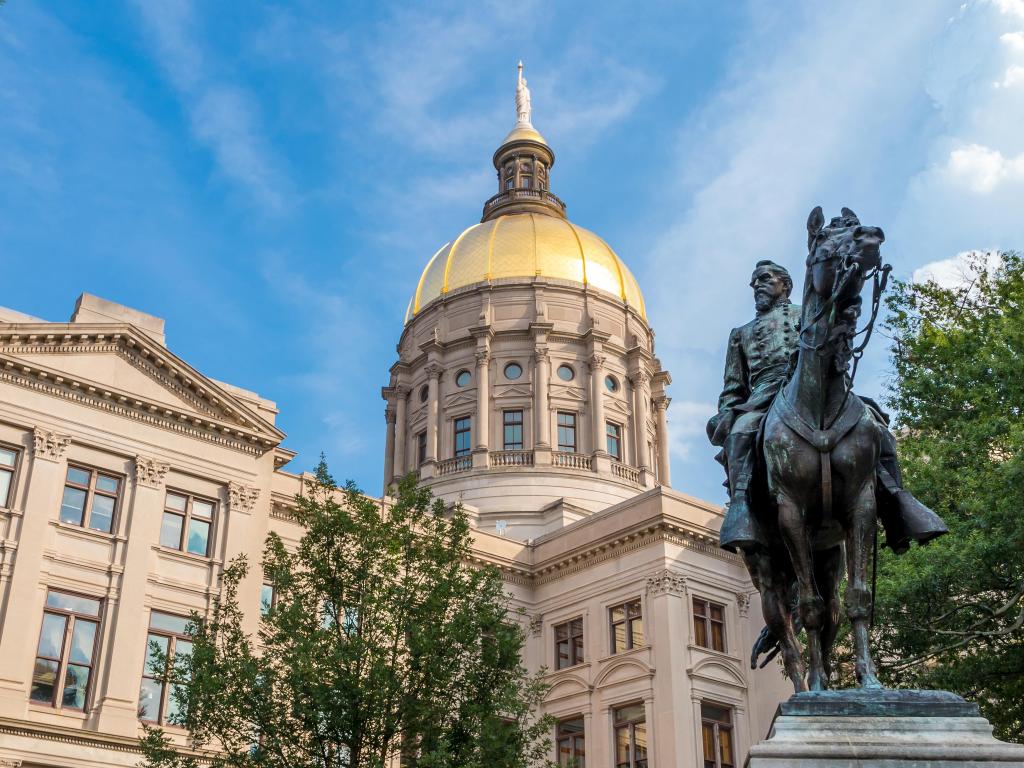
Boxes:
[516,61,532,125]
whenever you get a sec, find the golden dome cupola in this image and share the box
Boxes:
[483,62,566,221]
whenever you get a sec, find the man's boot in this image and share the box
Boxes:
[719,431,763,553]
[876,431,948,553]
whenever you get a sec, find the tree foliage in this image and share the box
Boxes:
[875,251,1024,740]
[140,463,553,768]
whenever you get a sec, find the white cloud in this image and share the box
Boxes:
[667,400,716,462]
[942,143,1024,192]
[912,249,1003,288]
[133,0,287,211]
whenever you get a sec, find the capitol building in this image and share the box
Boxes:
[0,73,788,768]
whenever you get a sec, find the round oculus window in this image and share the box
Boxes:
[504,362,523,380]
[605,375,619,392]
[556,364,575,382]
[455,370,472,387]
[419,385,429,403]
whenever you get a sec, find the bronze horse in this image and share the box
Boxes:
[754,207,889,692]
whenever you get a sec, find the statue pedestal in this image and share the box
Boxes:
[746,690,1024,768]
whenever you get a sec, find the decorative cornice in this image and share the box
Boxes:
[134,455,170,489]
[646,568,688,596]
[32,428,71,462]
[228,482,260,514]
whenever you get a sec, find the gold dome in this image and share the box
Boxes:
[498,122,549,148]
[406,213,646,322]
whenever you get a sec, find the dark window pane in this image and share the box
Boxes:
[260,584,274,615]
[30,659,59,703]
[693,599,707,617]
[138,677,164,721]
[69,619,97,664]
[504,363,522,380]
[455,370,471,387]
[165,492,187,512]
[59,486,87,526]
[611,605,625,623]
[46,591,100,617]
[615,703,645,723]
[702,722,716,763]
[62,664,90,708]
[150,612,191,635]
[186,518,210,555]
[88,494,115,533]
[613,623,626,654]
[570,617,583,636]
[95,475,119,494]
[711,622,725,651]
[634,724,647,764]
[720,727,734,766]
[710,605,724,622]
[66,467,90,486]
[557,639,569,669]
[145,633,169,674]
[166,682,187,724]
[37,613,67,658]
[615,726,630,768]
[0,447,15,467]
[573,634,584,664]
[160,512,184,549]
[0,469,12,507]
[702,703,731,722]
[695,619,708,648]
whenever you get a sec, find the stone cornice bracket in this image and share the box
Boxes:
[737,591,752,618]
[529,613,543,637]
[134,455,170,489]
[646,568,687,597]
[32,428,71,463]
[228,482,260,514]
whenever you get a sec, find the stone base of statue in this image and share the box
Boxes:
[746,689,1024,768]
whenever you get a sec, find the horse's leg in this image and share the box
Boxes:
[776,493,826,691]
[846,480,882,688]
[748,549,806,691]
[813,544,844,687]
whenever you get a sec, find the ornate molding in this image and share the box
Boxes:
[646,569,687,597]
[0,759,22,767]
[736,591,752,618]
[228,482,260,514]
[32,428,71,462]
[134,455,170,489]
[424,362,444,379]
[474,349,490,366]
[529,614,543,637]
[588,353,607,370]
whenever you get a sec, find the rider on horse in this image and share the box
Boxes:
[707,257,946,556]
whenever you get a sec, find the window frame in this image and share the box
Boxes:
[503,361,523,380]
[553,616,585,670]
[59,463,123,534]
[557,411,578,453]
[609,598,644,654]
[453,416,472,458]
[693,597,727,652]
[0,443,21,510]
[556,716,586,767]
[606,421,623,461]
[260,583,276,616]
[613,702,648,768]
[701,702,735,768]
[416,431,427,466]
[503,409,524,451]
[139,610,194,726]
[30,589,102,712]
[160,490,217,558]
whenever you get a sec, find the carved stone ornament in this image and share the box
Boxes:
[534,346,550,363]
[228,482,260,514]
[0,759,23,767]
[424,362,444,380]
[646,569,687,597]
[134,455,170,489]
[589,353,607,370]
[736,591,752,618]
[475,349,491,366]
[32,428,71,463]
[528,613,543,637]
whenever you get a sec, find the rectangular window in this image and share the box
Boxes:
[160,491,216,557]
[521,174,533,189]
[614,703,647,768]
[0,446,17,508]
[606,422,622,461]
[454,416,472,458]
[609,599,644,654]
[138,611,193,725]
[701,703,735,768]
[260,584,275,616]
[557,717,586,767]
[557,412,577,453]
[554,617,584,669]
[417,431,427,466]
[503,410,524,451]
[31,590,101,710]
[59,465,122,534]
[693,598,726,652]
[505,177,514,191]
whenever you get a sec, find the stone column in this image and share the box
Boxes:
[646,569,691,768]
[589,353,610,473]
[533,347,551,465]
[630,369,653,487]
[421,363,442,478]
[0,429,71,716]
[654,396,672,487]
[383,405,396,493]
[473,349,490,468]
[94,455,170,735]
[393,385,408,480]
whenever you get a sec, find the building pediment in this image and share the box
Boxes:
[0,323,284,454]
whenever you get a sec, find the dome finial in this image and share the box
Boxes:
[516,60,532,125]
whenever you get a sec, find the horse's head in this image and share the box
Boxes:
[806,206,884,302]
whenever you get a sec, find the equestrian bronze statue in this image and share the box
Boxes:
[707,207,947,692]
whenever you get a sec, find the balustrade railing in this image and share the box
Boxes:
[612,462,642,484]
[490,450,534,468]
[552,452,593,471]
[437,456,472,476]
[482,188,566,216]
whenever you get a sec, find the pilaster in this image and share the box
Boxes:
[421,363,443,479]
[393,384,408,482]
[646,568,691,768]
[654,396,672,487]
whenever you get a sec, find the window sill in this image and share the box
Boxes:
[50,519,123,543]
[598,644,650,663]
[0,506,23,517]
[27,703,90,723]
[153,545,221,566]
[688,643,742,664]
[545,661,591,679]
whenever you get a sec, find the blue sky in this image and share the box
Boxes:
[2,1,1022,503]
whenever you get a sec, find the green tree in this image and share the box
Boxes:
[875,251,1024,741]
[140,463,553,768]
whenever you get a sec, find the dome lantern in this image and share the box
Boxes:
[482,63,566,222]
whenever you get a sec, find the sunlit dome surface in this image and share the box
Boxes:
[406,213,646,323]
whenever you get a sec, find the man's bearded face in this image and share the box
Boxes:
[751,268,789,312]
